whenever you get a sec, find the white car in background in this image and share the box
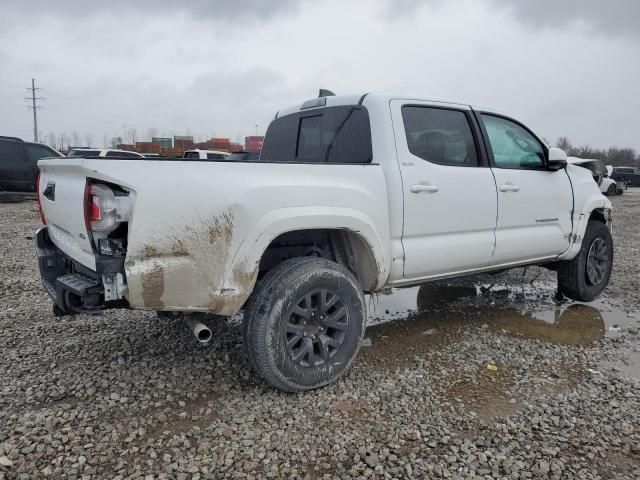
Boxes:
[183,149,230,160]
[68,148,145,159]
[567,157,623,196]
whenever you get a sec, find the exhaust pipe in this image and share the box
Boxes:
[186,317,212,344]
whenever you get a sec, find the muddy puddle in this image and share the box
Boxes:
[358,280,638,417]
[360,280,639,372]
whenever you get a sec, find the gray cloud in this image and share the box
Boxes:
[385,0,640,35]
[0,0,638,151]
[3,0,300,20]
[493,0,640,36]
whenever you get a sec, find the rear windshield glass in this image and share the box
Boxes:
[105,151,139,158]
[260,105,372,163]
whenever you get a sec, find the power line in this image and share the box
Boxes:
[25,78,44,142]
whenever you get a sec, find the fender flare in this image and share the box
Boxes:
[217,206,390,314]
[558,194,612,261]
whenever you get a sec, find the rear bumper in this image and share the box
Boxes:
[36,227,127,315]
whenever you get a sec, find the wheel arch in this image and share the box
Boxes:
[558,194,612,261]
[218,207,390,315]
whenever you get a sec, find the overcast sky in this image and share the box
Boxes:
[1,0,638,150]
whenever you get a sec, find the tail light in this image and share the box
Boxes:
[84,182,132,233]
[36,171,46,225]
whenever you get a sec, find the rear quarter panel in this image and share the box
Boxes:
[84,159,390,315]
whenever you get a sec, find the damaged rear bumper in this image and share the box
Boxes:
[36,227,128,316]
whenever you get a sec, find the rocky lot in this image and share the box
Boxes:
[1,193,639,479]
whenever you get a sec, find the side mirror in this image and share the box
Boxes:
[547,147,567,171]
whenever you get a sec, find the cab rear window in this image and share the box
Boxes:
[68,149,98,157]
[260,105,372,163]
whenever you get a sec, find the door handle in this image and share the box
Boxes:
[410,184,439,194]
[499,183,520,192]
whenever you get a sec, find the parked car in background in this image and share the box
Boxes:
[606,166,626,195]
[183,149,230,160]
[567,157,623,196]
[0,136,62,200]
[611,166,640,187]
[68,148,145,158]
[228,150,260,161]
[35,92,613,391]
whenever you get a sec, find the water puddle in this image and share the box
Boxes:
[359,280,639,417]
[361,280,639,376]
[364,281,637,346]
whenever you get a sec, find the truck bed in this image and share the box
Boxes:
[37,156,390,315]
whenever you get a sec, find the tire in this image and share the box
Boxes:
[605,184,616,196]
[0,192,25,203]
[243,257,365,392]
[557,220,613,302]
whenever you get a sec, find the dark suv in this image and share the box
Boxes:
[611,166,640,187]
[0,136,62,195]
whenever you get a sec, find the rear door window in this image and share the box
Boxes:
[260,105,373,163]
[206,153,227,160]
[401,106,478,167]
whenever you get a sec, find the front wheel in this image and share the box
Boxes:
[606,184,616,196]
[243,257,365,392]
[557,220,613,302]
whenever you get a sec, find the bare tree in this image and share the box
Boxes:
[127,128,137,145]
[48,132,57,150]
[84,133,94,148]
[59,133,68,152]
[71,130,80,148]
[556,137,572,152]
[607,147,637,166]
[148,127,159,139]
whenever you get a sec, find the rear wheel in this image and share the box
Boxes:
[557,220,613,302]
[606,184,616,196]
[243,257,365,392]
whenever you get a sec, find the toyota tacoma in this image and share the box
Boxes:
[35,92,613,391]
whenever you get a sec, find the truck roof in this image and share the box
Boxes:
[275,93,505,118]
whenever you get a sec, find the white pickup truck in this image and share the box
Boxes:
[36,92,613,391]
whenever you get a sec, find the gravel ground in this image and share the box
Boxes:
[1,193,639,479]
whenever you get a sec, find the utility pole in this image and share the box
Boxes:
[255,124,258,137]
[26,78,44,142]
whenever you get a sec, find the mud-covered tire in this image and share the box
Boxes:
[243,257,365,392]
[557,220,613,302]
